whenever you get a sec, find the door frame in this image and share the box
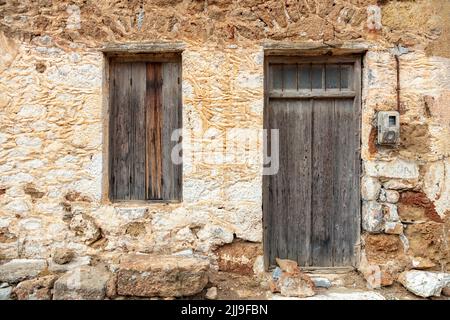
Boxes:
[262,53,362,270]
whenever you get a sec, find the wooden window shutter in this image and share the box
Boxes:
[109,58,182,202]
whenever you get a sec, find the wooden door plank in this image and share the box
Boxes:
[295,100,313,266]
[268,100,284,264]
[146,63,163,200]
[161,62,182,200]
[286,100,313,266]
[311,99,334,267]
[332,99,354,266]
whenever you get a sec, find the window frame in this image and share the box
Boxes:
[266,55,359,99]
[102,50,183,204]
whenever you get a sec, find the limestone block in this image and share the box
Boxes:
[0,259,47,283]
[117,254,209,297]
[365,160,419,180]
[53,266,111,300]
[398,270,450,298]
[362,201,383,233]
[362,176,381,201]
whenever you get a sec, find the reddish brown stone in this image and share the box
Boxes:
[364,234,404,264]
[13,275,57,300]
[215,241,262,275]
[399,191,443,223]
[275,258,300,274]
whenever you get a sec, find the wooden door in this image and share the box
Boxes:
[263,56,361,268]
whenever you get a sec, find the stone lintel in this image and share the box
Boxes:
[263,41,371,56]
[101,42,185,54]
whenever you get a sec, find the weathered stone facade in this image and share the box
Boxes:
[0,0,449,299]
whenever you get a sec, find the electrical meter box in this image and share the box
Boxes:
[377,111,400,145]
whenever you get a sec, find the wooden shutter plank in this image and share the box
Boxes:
[146,63,163,200]
[108,62,117,200]
[110,62,132,200]
[130,62,147,200]
[161,62,182,200]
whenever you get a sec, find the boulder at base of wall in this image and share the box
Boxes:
[0,259,47,284]
[270,258,315,298]
[53,266,111,300]
[398,270,450,298]
[13,275,58,300]
[117,254,210,298]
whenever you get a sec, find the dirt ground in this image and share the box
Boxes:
[196,270,448,300]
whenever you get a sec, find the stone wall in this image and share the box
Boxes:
[0,0,449,285]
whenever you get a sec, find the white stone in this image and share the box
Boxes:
[48,256,91,273]
[235,72,263,90]
[68,179,101,202]
[0,286,12,300]
[205,287,218,300]
[0,133,8,144]
[172,249,194,257]
[47,63,101,89]
[0,218,10,228]
[398,270,450,298]
[53,266,111,300]
[383,179,419,190]
[361,176,381,201]
[1,172,34,185]
[183,179,222,202]
[311,277,332,288]
[273,290,385,300]
[383,203,399,222]
[367,5,382,31]
[17,104,46,118]
[0,259,47,283]
[423,160,450,216]
[5,199,30,213]
[174,227,196,244]
[253,255,265,276]
[66,5,81,30]
[55,155,78,166]
[5,186,24,197]
[196,225,234,251]
[385,190,400,203]
[362,201,383,233]
[21,159,45,169]
[30,120,48,132]
[378,188,387,202]
[384,221,403,235]
[45,169,75,180]
[365,160,419,180]
[225,180,261,202]
[71,124,102,148]
[15,136,42,148]
[35,202,64,215]
[84,153,102,177]
[19,218,42,231]
[115,207,148,221]
[69,214,101,245]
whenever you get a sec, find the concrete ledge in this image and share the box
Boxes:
[101,41,186,54]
